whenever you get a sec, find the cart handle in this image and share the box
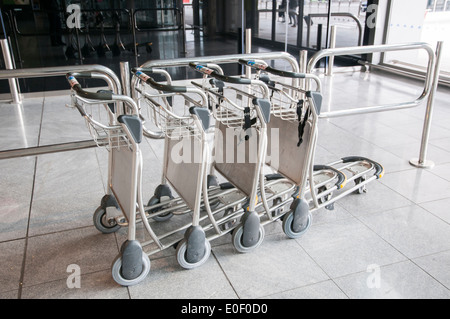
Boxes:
[189,62,253,85]
[238,59,306,79]
[66,74,113,100]
[66,73,139,116]
[132,68,188,93]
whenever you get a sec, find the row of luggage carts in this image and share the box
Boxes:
[66,53,384,286]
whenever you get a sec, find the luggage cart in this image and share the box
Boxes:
[66,73,215,286]
[236,59,385,224]
[133,67,274,253]
[189,62,315,239]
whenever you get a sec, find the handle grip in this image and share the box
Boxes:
[189,62,252,85]
[238,59,306,79]
[67,74,113,100]
[132,68,188,93]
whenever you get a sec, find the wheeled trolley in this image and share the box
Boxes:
[133,66,273,254]
[236,59,385,222]
[66,73,216,286]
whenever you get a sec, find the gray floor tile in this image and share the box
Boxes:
[39,95,92,145]
[384,141,450,166]
[419,197,450,224]
[0,239,25,293]
[263,280,348,299]
[23,227,118,287]
[380,169,450,204]
[29,149,105,236]
[359,205,450,259]
[413,250,450,290]
[334,260,450,299]
[128,254,238,299]
[0,157,35,241]
[0,98,43,151]
[430,137,450,152]
[0,290,19,299]
[213,233,329,299]
[337,180,413,216]
[428,163,450,182]
[21,270,129,299]
[297,217,406,278]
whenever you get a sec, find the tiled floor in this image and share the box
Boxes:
[1,65,450,300]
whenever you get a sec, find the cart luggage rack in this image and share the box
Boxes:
[139,94,202,139]
[67,96,132,151]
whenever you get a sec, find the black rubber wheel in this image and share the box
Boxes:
[282,210,312,239]
[147,195,173,222]
[93,206,121,234]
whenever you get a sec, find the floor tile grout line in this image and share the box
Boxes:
[291,235,351,299]
[17,96,46,299]
[210,250,241,299]
[409,257,450,292]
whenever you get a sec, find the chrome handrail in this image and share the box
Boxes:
[307,42,436,118]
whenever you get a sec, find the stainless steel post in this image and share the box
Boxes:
[300,49,308,95]
[327,25,337,76]
[245,28,252,79]
[120,61,131,97]
[182,5,187,54]
[0,38,21,104]
[410,41,444,169]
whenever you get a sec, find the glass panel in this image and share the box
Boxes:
[257,0,274,41]
[385,0,450,73]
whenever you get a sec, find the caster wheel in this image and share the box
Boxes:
[176,239,211,269]
[282,210,312,239]
[111,253,151,286]
[354,176,367,194]
[232,224,265,253]
[272,197,284,217]
[93,206,121,234]
[220,208,237,231]
[148,195,173,222]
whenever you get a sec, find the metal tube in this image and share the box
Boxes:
[245,28,252,79]
[306,12,363,47]
[0,39,21,104]
[410,41,444,169]
[182,4,187,54]
[120,61,131,97]
[307,42,436,103]
[0,64,122,96]
[327,25,337,76]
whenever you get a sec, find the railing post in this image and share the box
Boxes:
[0,38,21,104]
[245,28,252,79]
[410,41,444,169]
[327,25,337,76]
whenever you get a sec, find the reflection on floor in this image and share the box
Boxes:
[1,66,450,299]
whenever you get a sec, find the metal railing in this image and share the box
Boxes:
[305,12,363,47]
[0,64,122,160]
[306,41,444,168]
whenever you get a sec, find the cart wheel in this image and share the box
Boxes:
[111,253,151,286]
[93,206,121,234]
[148,195,173,222]
[272,197,283,217]
[220,207,237,231]
[354,176,367,194]
[317,186,332,205]
[282,210,312,239]
[232,224,265,253]
[176,239,211,270]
